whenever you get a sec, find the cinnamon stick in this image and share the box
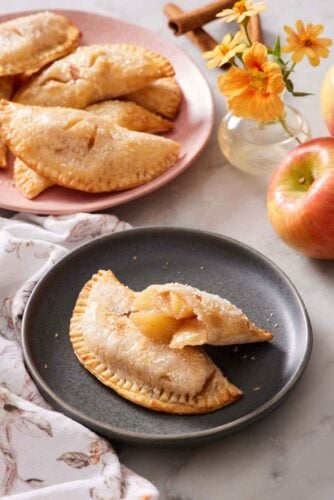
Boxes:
[248,14,263,43]
[165,0,234,35]
[164,3,218,52]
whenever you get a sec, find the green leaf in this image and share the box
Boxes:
[292,91,314,97]
[273,36,281,57]
[285,79,294,92]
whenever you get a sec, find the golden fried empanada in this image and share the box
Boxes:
[133,283,273,349]
[0,12,80,77]
[0,77,13,167]
[70,270,242,414]
[0,101,180,193]
[13,157,54,199]
[11,100,174,199]
[14,45,175,108]
[123,77,181,119]
[86,100,173,134]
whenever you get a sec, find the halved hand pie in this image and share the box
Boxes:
[123,77,181,119]
[0,12,80,76]
[70,270,242,414]
[132,283,273,349]
[0,101,180,193]
[14,45,175,108]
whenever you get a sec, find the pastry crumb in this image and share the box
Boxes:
[251,356,255,360]
[233,346,239,352]
[44,364,48,369]
[54,333,59,338]
[253,386,261,391]
[274,323,278,328]
[177,271,182,274]
[270,312,274,316]
[243,354,248,359]
[200,266,204,270]
[132,255,138,260]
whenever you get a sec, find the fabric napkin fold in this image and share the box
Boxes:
[0,213,159,500]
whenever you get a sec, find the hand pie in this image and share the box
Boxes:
[85,100,173,134]
[0,77,13,167]
[0,12,80,76]
[132,283,273,349]
[123,77,181,119]
[13,158,54,199]
[70,270,242,414]
[11,100,174,199]
[14,45,175,109]
[0,101,180,193]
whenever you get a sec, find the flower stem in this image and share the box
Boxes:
[285,61,296,79]
[279,116,301,145]
[241,21,252,46]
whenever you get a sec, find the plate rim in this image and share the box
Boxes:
[22,227,313,444]
[0,8,214,215]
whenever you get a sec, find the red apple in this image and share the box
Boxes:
[321,65,334,135]
[267,138,334,259]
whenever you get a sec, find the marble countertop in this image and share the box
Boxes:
[1,1,334,498]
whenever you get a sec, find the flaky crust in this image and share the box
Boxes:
[69,270,242,414]
[0,12,80,76]
[13,157,54,199]
[14,44,175,108]
[138,283,273,349]
[0,101,180,193]
[123,77,181,119]
[86,100,173,134]
[0,76,13,167]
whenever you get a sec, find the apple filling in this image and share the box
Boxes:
[129,288,208,348]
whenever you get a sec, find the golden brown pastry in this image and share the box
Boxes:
[85,100,173,134]
[0,76,13,167]
[70,270,242,414]
[132,283,273,349]
[14,45,175,108]
[0,101,180,193]
[123,77,181,119]
[0,12,80,76]
[11,100,174,199]
[13,157,54,199]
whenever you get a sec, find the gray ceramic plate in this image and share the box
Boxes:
[22,228,312,445]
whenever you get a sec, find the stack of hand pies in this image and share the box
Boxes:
[0,11,182,199]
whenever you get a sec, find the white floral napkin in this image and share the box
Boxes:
[0,213,159,500]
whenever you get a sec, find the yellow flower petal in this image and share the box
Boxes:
[283,20,332,66]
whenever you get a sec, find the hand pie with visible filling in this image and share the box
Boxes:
[70,270,242,414]
[0,76,13,167]
[0,101,180,193]
[14,45,175,108]
[132,283,273,349]
[0,12,80,76]
[123,77,181,119]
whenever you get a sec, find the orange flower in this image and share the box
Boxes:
[282,20,332,66]
[216,0,267,24]
[217,42,285,122]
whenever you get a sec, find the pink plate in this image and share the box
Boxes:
[0,10,214,215]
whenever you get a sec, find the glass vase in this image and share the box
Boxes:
[217,104,311,175]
